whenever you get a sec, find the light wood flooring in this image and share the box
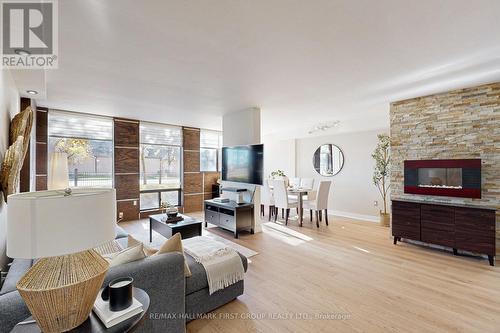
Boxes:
[120,212,500,333]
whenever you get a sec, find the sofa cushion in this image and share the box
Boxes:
[185,252,248,295]
[0,259,32,295]
[115,225,128,239]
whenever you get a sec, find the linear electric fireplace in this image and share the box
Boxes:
[404,159,481,198]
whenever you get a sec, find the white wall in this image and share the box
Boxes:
[0,69,20,269]
[262,135,296,179]
[295,129,389,222]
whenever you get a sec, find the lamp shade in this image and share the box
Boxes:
[7,188,116,258]
[48,152,69,190]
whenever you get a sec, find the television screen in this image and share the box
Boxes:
[222,144,264,185]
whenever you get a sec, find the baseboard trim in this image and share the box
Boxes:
[329,210,379,223]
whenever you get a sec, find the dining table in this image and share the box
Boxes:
[287,187,312,227]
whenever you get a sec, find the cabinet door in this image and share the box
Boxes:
[421,204,455,247]
[455,207,495,255]
[392,201,421,240]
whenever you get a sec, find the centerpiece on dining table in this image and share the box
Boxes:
[160,201,183,223]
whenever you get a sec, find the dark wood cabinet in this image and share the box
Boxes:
[455,207,495,257]
[392,200,421,241]
[421,204,455,247]
[392,200,496,266]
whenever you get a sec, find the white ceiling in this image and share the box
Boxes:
[12,0,500,139]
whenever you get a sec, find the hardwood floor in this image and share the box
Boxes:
[120,213,500,333]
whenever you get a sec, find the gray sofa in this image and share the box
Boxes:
[0,226,247,333]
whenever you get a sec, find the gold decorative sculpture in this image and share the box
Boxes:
[0,136,24,202]
[10,106,33,161]
[0,106,33,202]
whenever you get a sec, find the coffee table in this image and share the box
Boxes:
[149,213,202,242]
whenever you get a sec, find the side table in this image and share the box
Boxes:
[11,287,150,333]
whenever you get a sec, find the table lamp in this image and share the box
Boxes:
[7,188,116,332]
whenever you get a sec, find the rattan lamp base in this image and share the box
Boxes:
[16,249,109,333]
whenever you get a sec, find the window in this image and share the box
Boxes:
[48,110,113,188]
[139,122,182,210]
[200,130,222,172]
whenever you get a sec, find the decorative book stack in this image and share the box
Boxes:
[93,293,143,328]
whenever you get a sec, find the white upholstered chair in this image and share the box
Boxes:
[300,178,315,189]
[289,177,301,188]
[303,180,331,228]
[271,179,297,225]
[260,179,275,221]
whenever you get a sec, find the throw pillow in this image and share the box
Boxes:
[154,233,192,277]
[106,243,146,267]
[127,235,158,256]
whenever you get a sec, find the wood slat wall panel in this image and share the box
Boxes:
[117,200,139,221]
[115,174,140,200]
[203,172,219,193]
[114,147,139,174]
[183,127,200,151]
[35,109,48,143]
[114,119,139,146]
[35,143,47,175]
[114,118,140,220]
[184,151,200,172]
[18,97,31,192]
[183,194,203,213]
[35,108,48,190]
[36,176,47,191]
[184,173,203,194]
[182,127,202,212]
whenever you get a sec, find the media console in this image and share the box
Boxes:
[392,199,496,266]
[204,199,254,238]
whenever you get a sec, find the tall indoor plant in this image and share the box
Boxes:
[372,134,391,226]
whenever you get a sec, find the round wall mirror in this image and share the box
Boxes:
[313,144,344,176]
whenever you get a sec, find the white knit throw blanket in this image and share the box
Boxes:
[183,236,245,295]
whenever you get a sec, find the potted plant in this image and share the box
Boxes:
[372,134,391,227]
[270,169,288,185]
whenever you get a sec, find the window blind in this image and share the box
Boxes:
[48,110,113,141]
[140,122,182,146]
[200,130,222,148]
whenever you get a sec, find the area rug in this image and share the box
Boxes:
[128,221,258,258]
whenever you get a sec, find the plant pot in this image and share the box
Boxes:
[379,213,390,227]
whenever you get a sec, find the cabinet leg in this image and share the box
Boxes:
[393,237,397,245]
[453,248,458,255]
[488,255,494,266]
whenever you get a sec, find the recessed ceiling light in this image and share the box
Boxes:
[14,49,30,56]
[26,90,38,95]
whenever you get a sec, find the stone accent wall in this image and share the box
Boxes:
[390,82,500,254]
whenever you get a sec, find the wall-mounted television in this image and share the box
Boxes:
[222,144,264,185]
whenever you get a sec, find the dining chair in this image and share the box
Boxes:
[289,177,301,188]
[260,179,275,221]
[303,180,331,228]
[300,178,315,189]
[271,179,298,225]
